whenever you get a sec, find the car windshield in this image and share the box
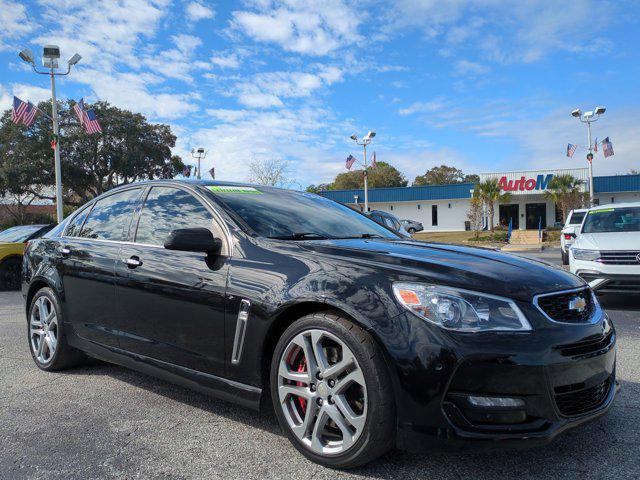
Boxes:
[582,207,640,233]
[568,211,586,225]
[0,225,42,243]
[207,185,398,240]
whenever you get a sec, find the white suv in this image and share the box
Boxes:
[560,208,588,265]
[569,202,640,294]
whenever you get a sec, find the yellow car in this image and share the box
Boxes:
[0,224,55,290]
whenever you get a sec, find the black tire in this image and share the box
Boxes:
[27,287,85,371]
[0,257,22,291]
[270,312,395,468]
[408,228,416,234]
[561,249,569,265]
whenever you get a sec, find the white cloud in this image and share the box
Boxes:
[210,51,242,69]
[0,83,52,111]
[398,98,447,116]
[454,60,489,76]
[232,1,362,55]
[0,0,35,51]
[185,1,215,22]
[234,66,344,108]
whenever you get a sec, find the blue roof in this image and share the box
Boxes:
[593,174,640,193]
[320,183,474,203]
[320,174,640,203]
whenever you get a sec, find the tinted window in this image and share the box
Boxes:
[582,207,640,233]
[135,187,214,246]
[79,188,142,240]
[210,186,396,239]
[65,205,92,237]
[568,211,586,225]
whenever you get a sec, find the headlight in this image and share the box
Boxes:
[571,248,601,261]
[392,283,531,332]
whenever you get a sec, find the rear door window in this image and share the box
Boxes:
[78,188,142,241]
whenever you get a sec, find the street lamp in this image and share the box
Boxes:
[18,45,82,223]
[571,106,606,206]
[350,131,376,212]
[190,147,207,180]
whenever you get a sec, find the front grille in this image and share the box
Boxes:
[555,331,614,358]
[599,250,640,265]
[554,377,611,416]
[535,288,594,323]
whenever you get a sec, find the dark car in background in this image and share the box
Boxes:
[365,209,410,236]
[400,218,423,234]
[23,181,616,468]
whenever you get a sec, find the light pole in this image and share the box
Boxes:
[18,46,82,223]
[571,106,606,206]
[191,147,207,180]
[350,131,376,212]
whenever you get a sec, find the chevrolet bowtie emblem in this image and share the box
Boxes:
[568,296,587,312]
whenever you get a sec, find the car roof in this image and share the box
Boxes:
[588,201,640,210]
[569,209,588,213]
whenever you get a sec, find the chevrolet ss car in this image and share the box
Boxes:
[0,223,55,290]
[23,181,617,468]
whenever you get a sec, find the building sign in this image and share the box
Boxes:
[498,174,553,192]
[479,168,589,195]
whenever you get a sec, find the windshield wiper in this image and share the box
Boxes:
[334,233,386,239]
[269,232,333,240]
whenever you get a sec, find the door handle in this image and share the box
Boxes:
[60,247,71,255]
[122,257,143,268]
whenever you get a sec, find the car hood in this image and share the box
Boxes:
[573,232,640,251]
[300,239,583,301]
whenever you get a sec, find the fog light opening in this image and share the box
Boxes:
[467,395,525,409]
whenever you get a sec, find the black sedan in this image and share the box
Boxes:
[22,181,616,468]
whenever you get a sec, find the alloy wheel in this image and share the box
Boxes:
[30,296,58,364]
[277,329,367,456]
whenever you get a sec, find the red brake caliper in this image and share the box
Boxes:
[296,358,307,413]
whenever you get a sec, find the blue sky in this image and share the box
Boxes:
[1,0,639,188]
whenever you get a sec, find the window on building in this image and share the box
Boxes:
[417,204,421,210]
[432,205,438,226]
[390,205,393,211]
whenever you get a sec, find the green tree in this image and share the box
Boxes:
[306,183,332,194]
[473,178,511,232]
[544,174,585,223]
[0,100,184,207]
[331,162,408,190]
[413,165,479,186]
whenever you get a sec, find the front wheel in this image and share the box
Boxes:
[408,228,416,234]
[271,312,395,468]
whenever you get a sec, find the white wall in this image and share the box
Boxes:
[594,192,640,205]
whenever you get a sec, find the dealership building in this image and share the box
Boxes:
[320,168,640,231]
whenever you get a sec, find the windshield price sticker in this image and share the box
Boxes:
[590,208,614,214]
[208,186,262,194]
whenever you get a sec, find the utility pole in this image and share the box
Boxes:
[350,131,376,212]
[571,106,606,206]
[18,46,82,223]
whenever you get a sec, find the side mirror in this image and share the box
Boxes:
[164,228,222,255]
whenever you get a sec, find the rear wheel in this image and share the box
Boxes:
[0,257,21,291]
[28,287,85,371]
[271,312,395,468]
[408,227,416,234]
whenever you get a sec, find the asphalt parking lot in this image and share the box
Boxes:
[1,250,639,479]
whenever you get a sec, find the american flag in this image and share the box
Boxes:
[183,165,192,177]
[602,137,614,158]
[346,154,356,170]
[370,151,377,168]
[566,143,577,157]
[11,96,30,125]
[22,102,38,127]
[594,137,598,153]
[73,98,86,127]
[84,109,102,134]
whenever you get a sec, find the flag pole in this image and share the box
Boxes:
[363,143,369,212]
[587,121,594,206]
[49,69,64,223]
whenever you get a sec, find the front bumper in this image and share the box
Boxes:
[575,270,640,294]
[382,307,617,452]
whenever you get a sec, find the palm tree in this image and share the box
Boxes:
[544,174,584,223]
[473,178,511,232]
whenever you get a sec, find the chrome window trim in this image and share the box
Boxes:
[533,286,602,325]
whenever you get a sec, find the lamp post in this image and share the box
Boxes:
[571,106,606,206]
[18,46,82,223]
[350,131,376,212]
[191,147,207,180]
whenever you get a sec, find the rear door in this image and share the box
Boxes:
[59,187,143,348]
[115,185,229,376]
